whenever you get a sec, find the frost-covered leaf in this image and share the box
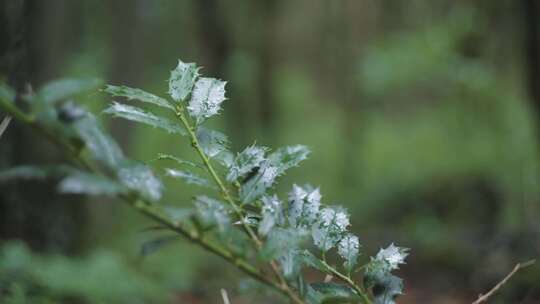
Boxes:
[260,227,307,260]
[238,147,310,204]
[73,113,124,168]
[239,161,279,204]
[300,250,332,274]
[371,274,403,304]
[156,153,201,169]
[258,195,284,236]
[140,235,179,257]
[117,163,163,202]
[308,282,362,304]
[194,196,230,232]
[165,168,215,189]
[0,166,50,181]
[57,101,87,123]
[269,145,310,174]
[58,170,125,195]
[196,127,229,158]
[162,206,194,224]
[312,207,350,252]
[226,145,268,182]
[375,243,409,271]
[279,248,303,279]
[188,77,226,123]
[337,234,360,273]
[104,85,174,110]
[104,102,186,135]
[58,170,125,196]
[36,78,102,104]
[169,60,200,102]
[287,184,321,229]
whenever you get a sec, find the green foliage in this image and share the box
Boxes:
[104,102,186,134]
[0,59,409,304]
[0,242,167,303]
[104,84,174,110]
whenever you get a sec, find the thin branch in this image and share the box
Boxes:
[0,116,12,139]
[221,288,231,304]
[472,260,535,304]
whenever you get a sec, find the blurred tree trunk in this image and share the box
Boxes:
[0,0,86,254]
[194,0,246,147]
[523,0,540,138]
[325,1,365,198]
[255,0,278,140]
[107,0,147,149]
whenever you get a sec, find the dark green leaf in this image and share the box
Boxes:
[309,283,362,304]
[0,166,50,181]
[36,78,102,104]
[371,274,403,304]
[140,235,179,257]
[0,82,15,103]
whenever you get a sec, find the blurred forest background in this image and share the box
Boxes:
[1,0,540,303]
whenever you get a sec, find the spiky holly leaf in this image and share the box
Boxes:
[104,102,186,135]
[268,145,310,174]
[287,184,321,229]
[194,196,231,232]
[196,127,229,158]
[168,60,199,102]
[226,145,268,182]
[258,195,284,236]
[300,250,332,274]
[312,207,350,252]
[337,233,360,273]
[104,85,174,111]
[188,77,226,124]
[260,227,307,261]
[375,243,409,271]
[239,161,280,204]
[372,274,404,304]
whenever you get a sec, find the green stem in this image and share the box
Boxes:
[321,260,372,304]
[174,105,305,304]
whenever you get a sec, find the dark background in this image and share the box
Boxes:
[1,0,540,303]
